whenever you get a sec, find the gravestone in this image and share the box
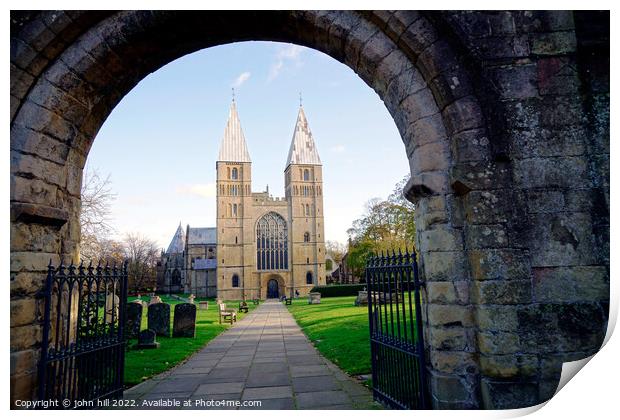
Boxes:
[136,329,159,349]
[147,302,170,337]
[355,291,368,306]
[173,303,197,338]
[149,295,162,306]
[126,301,143,338]
[188,294,195,304]
[199,301,208,310]
[105,292,120,323]
[308,292,321,304]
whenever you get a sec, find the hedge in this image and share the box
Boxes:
[310,284,366,297]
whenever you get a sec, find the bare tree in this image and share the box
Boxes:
[122,233,160,292]
[325,240,346,263]
[80,167,117,261]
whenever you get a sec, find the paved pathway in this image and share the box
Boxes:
[125,300,380,410]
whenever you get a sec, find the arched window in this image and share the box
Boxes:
[227,167,231,179]
[306,271,313,285]
[256,212,288,270]
[233,203,238,217]
[305,204,310,216]
[303,232,310,242]
[232,274,239,288]
[172,269,181,285]
[303,169,310,181]
[232,167,238,180]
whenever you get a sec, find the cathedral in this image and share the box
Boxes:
[157,100,326,300]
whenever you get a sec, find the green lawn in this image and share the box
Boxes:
[286,296,371,375]
[124,295,254,387]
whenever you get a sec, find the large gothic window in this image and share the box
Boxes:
[256,212,288,270]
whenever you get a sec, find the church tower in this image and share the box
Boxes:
[285,105,326,295]
[216,99,253,300]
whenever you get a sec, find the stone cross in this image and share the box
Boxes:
[173,303,197,338]
[147,302,170,337]
[126,301,143,339]
[136,329,159,349]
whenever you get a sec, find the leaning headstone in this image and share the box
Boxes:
[308,292,321,304]
[148,302,170,337]
[173,303,197,338]
[126,301,143,338]
[199,301,208,310]
[136,329,159,349]
[188,294,195,304]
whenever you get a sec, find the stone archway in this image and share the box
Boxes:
[11,11,609,409]
[267,279,279,299]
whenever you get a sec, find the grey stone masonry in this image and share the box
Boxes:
[124,300,380,410]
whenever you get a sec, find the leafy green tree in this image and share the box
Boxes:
[346,175,416,276]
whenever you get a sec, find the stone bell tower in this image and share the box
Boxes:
[215,99,253,300]
[284,105,326,296]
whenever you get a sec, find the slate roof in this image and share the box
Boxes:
[166,223,185,254]
[187,227,216,245]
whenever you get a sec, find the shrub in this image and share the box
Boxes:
[310,284,366,297]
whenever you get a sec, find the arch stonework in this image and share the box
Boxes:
[10,11,609,409]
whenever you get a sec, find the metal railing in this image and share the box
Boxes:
[38,260,128,408]
[366,250,428,409]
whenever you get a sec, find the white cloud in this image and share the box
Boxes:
[175,183,216,198]
[268,44,305,82]
[232,71,251,88]
[330,145,346,153]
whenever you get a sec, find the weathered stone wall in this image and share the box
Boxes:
[10,10,608,409]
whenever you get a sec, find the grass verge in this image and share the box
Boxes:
[286,296,371,375]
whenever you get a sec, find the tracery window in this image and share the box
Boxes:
[232,167,238,180]
[303,169,310,181]
[303,232,310,242]
[256,212,288,270]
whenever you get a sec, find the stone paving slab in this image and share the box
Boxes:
[125,300,381,410]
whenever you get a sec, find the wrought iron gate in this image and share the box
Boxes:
[38,261,128,408]
[366,250,428,409]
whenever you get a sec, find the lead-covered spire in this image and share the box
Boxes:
[286,105,321,168]
[217,100,252,163]
[166,222,185,254]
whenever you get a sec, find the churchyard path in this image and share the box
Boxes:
[124,300,380,410]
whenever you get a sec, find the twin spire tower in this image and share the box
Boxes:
[215,99,326,300]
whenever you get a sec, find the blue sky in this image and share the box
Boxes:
[87,41,409,249]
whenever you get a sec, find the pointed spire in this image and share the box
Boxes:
[166,223,185,254]
[217,100,251,163]
[286,105,321,168]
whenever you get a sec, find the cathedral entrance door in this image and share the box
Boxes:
[267,279,279,299]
